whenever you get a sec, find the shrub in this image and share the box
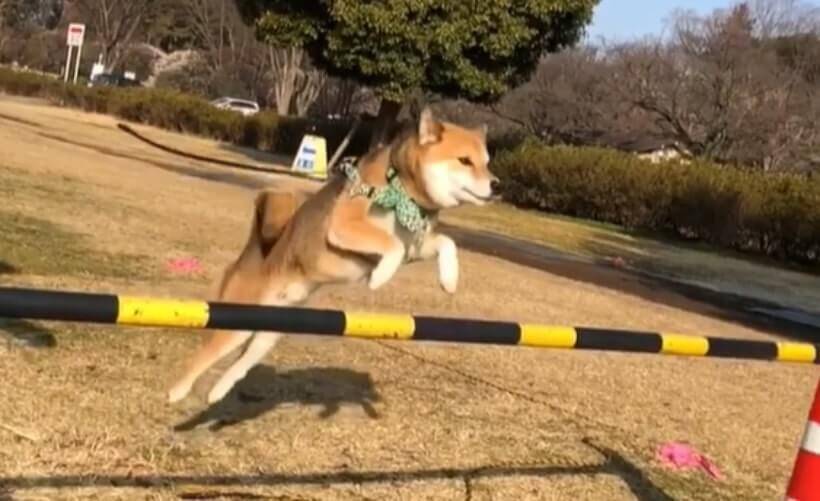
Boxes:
[0,67,363,158]
[2,67,815,265]
[0,67,61,96]
[154,60,212,97]
[0,67,262,147]
[493,141,820,264]
[487,128,533,155]
[238,112,279,150]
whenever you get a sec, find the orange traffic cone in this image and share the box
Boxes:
[786,379,820,501]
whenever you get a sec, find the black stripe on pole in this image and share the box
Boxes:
[0,287,117,323]
[412,316,520,344]
[706,336,778,360]
[1,286,818,366]
[207,303,345,335]
[575,328,664,353]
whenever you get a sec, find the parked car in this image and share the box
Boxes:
[209,97,260,117]
[87,73,141,88]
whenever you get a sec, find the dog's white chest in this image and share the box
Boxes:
[369,207,421,254]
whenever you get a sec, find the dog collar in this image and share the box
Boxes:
[339,157,430,236]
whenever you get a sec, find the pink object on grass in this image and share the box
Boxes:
[166,257,203,275]
[605,256,627,269]
[656,442,724,480]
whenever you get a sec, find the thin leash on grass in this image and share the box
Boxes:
[370,340,609,429]
[117,123,326,183]
[0,422,40,442]
[369,340,643,446]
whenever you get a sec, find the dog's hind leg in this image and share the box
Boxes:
[168,329,254,403]
[205,281,310,404]
[168,265,265,404]
[205,331,283,404]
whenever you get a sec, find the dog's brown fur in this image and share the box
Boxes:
[168,108,499,404]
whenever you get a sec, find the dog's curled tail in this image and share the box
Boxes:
[208,189,303,302]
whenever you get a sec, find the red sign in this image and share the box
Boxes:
[67,23,86,47]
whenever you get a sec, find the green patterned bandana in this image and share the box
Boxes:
[339,157,430,236]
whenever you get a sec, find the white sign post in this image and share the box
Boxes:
[64,23,86,84]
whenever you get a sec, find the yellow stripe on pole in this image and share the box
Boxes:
[116,297,210,328]
[660,333,710,356]
[344,313,415,339]
[777,342,817,363]
[519,325,577,348]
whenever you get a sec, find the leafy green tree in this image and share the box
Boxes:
[235,0,599,146]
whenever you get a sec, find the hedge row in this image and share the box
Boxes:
[492,140,820,265]
[2,68,817,265]
[0,67,373,157]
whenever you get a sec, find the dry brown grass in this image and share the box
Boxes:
[0,99,816,500]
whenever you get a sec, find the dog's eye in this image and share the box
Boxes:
[458,156,473,166]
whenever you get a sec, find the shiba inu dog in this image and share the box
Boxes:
[168,107,500,405]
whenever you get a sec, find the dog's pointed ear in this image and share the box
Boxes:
[418,106,442,145]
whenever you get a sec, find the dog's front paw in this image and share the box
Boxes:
[368,245,405,290]
[369,271,395,290]
[439,265,458,294]
[437,236,459,294]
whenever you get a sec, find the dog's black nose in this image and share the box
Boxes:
[490,178,502,194]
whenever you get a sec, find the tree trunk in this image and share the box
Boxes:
[369,99,402,152]
[268,46,305,116]
[274,84,294,115]
[294,68,325,117]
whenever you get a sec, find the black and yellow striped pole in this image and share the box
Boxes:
[0,286,818,364]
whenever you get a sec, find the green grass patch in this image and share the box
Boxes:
[493,141,820,267]
[0,210,154,279]
[449,198,820,275]
[445,201,820,311]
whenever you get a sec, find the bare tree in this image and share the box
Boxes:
[747,0,820,38]
[1,0,63,30]
[188,0,244,72]
[74,0,158,69]
[265,46,300,115]
[293,64,325,117]
[0,0,10,55]
[149,0,323,113]
[313,78,360,117]
[265,46,324,116]
[1,0,65,57]
[510,49,648,145]
[475,0,818,169]
[610,2,818,167]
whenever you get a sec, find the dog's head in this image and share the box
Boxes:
[409,107,500,209]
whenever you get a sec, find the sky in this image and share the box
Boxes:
[586,0,736,42]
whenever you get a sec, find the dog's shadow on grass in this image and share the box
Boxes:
[0,260,18,274]
[174,365,381,432]
[0,318,57,348]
